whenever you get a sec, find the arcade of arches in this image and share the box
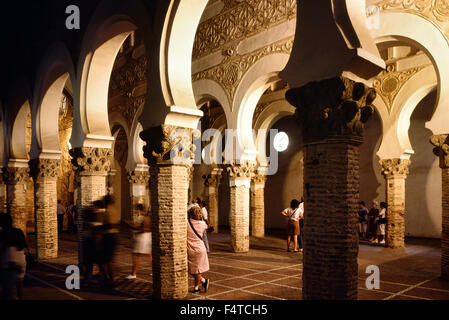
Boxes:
[1,0,449,300]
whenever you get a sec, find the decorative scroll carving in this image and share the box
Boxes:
[378,0,449,22]
[69,147,112,175]
[29,158,61,180]
[193,37,294,105]
[193,0,297,59]
[430,134,449,168]
[127,170,150,185]
[380,158,411,177]
[2,167,30,184]
[109,55,147,97]
[140,125,197,166]
[285,77,376,145]
[373,64,427,113]
[226,161,256,179]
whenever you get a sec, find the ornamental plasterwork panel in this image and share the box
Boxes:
[372,64,427,113]
[193,0,296,60]
[192,36,294,108]
[109,55,147,98]
[378,0,449,33]
[108,55,147,129]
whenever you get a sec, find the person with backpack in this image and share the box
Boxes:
[281,199,301,252]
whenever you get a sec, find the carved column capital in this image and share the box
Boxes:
[379,158,411,178]
[226,161,256,179]
[29,158,61,181]
[127,170,150,184]
[285,76,376,145]
[140,125,197,166]
[2,167,29,184]
[430,134,449,169]
[202,168,223,188]
[69,147,112,175]
[252,172,267,185]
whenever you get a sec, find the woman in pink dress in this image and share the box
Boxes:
[187,206,210,293]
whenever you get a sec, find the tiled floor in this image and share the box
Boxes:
[18,230,449,300]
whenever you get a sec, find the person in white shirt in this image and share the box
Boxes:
[187,197,201,211]
[377,202,388,245]
[281,199,301,252]
[298,197,304,251]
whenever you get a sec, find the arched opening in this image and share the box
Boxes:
[111,125,129,224]
[406,89,441,238]
[264,115,302,234]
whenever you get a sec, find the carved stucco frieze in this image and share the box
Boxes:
[430,134,449,168]
[29,158,61,181]
[193,0,296,59]
[2,167,30,185]
[379,158,411,178]
[140,125,198,166]
[193,37,294,106]
[378,0,449,23]
[69,147,112,175]
[285,76,376,145]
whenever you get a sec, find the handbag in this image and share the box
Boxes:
[207,226,214,233]
[188,219,209,249]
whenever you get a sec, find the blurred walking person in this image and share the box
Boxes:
[0,214,27,300]
[96,195,120,287]
[125,204,152,279]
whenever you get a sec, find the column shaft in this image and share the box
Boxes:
[430,134,449,280]
[140,124,196,299]
[31,158,61,259]
[227,162,254,253]
[150,164,189,299]
[286,76,376,300]
[3,166,29,236]
[250,174,266,237]
[380,159,410,248]
[303,141,359,299]
[442,167,449,279]
[70,147,111,266]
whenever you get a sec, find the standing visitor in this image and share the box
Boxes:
[367,201,380,243]
[281,199,301,252]
[187,206,210,293]
[199,200,210,253]
[187,197,201,211]
[57,200,65,234]
[358,201,369,239]
[66,201,77,234]
[297,197,304,252]
[125,203,152,279]
[377,202,388,245]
